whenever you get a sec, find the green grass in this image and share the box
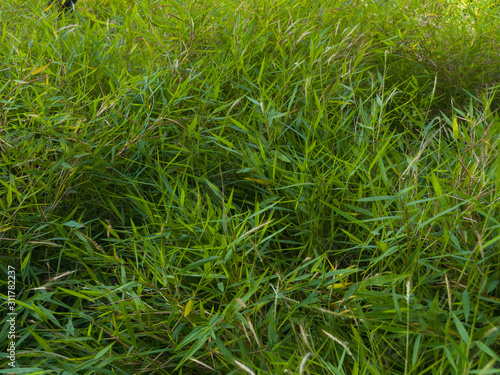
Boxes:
[1,0,499,373]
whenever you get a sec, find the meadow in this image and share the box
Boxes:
[0,0,499,373]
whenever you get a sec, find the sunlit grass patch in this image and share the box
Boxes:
[0,0,499,373]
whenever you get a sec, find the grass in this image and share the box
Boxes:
[0,0,499,373]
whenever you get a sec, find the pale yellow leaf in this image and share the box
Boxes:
[184,299,194,317]
[31,62,52,76]
[452,115,459,139]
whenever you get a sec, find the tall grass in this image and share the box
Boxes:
[1,0,499,373]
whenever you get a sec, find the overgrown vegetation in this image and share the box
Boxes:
[1,0,499,373]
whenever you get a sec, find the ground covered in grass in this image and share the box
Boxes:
[1,0,499,373]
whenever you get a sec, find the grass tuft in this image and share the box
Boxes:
[1,0,499,374]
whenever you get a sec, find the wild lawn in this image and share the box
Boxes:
[1,0,499,373]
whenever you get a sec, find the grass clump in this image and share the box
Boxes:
[1,0,499,374]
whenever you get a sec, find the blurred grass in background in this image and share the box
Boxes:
[0,0,499,373]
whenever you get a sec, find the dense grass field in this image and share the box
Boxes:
[1,0,500,373]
